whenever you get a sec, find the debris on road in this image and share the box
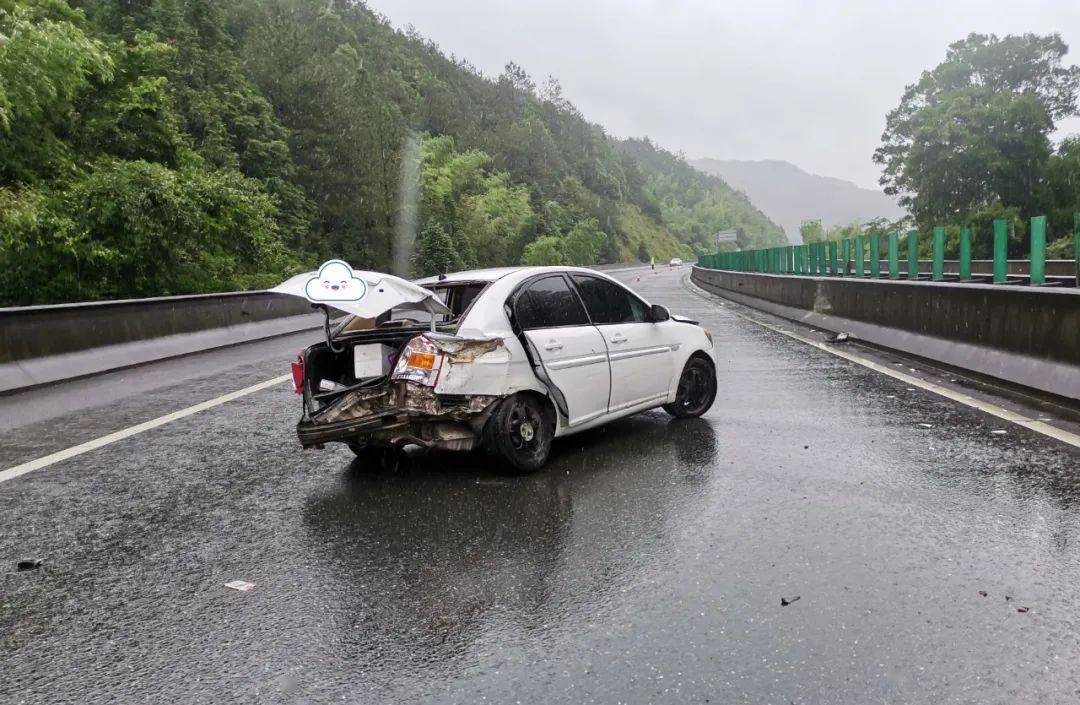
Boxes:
[224,580,256,592]
[978,590,988,597]
[990,429,1007,435]
[919,423,934,429]
[780,595,801,606]
[16,559,42,572]
[827,332,851,344]
[1017,606,1030,613]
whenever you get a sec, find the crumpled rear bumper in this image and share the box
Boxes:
[298,380,500,451]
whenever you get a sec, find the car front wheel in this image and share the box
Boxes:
[663,356,717,419]
[483,393,553,474]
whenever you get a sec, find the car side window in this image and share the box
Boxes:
[513,275,589,330]
[570,275,647,324]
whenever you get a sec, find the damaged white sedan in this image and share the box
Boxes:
[275,265,717,473]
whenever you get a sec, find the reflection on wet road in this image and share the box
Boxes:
[2,266,1079,704]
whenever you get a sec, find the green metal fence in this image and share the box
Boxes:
[697,215,1080,288]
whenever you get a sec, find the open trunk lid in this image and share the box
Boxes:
[271,260,451,319]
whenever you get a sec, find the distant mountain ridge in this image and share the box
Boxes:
[691,158,907,244]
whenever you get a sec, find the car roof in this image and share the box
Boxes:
[414,265,609,286]
[414,267,525,285]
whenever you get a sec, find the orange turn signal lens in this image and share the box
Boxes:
[406,352,436,370]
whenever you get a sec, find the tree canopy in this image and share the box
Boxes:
[874,32,1080,249]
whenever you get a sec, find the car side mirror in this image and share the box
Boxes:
[649,304,670,322]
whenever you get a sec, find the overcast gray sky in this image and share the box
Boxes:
[366,0,1080,190]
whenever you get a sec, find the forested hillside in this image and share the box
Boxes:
[0,0,783,305]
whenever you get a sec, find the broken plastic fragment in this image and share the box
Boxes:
[16,559,42,571]
[224,580,256,592]
[780,595,801,606]
[918,423,933,429]
[990,429,1007,435]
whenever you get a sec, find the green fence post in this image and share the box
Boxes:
[817,242,825,275]
[993,219,1008,284]
[959,225,972,281]
[840,239,849,276]
[827,241,838,276]
[1030,215,1046,286]
[1074,213,1080,288]
[869,233,880,278]
[906,230,919,279]
[794,245,802,274]
[932,226,945,281]
[855,236,865,276]
[887,232,899,279]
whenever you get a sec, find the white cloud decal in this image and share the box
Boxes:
[304,260,368,302]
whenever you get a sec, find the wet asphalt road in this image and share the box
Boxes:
[2,266,1080,704]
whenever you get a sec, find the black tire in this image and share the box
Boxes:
[663,356,717,419]
[483,393,554,474]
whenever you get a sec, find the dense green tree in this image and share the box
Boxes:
[521,235,566,266]
[412,221,464,277]
[562,218,605,265]
[874,33,1080,229]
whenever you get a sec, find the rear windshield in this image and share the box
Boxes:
[335,281,487,336]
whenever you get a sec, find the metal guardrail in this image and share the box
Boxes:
[699,215,1080,288]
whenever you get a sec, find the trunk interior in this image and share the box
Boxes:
[304,329,420,412]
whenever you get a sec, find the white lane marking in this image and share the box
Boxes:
[0,374,292,485]
[682,276,1080,450]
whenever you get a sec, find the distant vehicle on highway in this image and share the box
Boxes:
[669,258,683,267]
[277,266,717,472]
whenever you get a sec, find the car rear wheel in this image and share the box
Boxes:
[663,356,716,419]
[483,394,553,474]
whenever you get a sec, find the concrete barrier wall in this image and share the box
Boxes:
[691,266,1080,401]
[0,292,320,393]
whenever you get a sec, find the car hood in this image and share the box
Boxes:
[272,268,451,318]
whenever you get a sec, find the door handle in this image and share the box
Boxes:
[543,341,563,352]
[609,334,627,344]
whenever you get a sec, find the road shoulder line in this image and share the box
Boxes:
[0,374,291,485]
[682,275,1080,450]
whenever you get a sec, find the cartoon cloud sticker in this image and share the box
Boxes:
[304,260,368,302]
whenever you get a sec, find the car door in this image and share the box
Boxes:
[570,274,675,413]
[511,274,611,427]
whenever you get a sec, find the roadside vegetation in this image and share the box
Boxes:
[0,0,784,305]
[803,33,1080,259]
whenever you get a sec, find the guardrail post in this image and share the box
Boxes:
[932,226,945,281]
[907,230,919,279]
[888,232,899,279]
[840,239,850,276]
[1030,215,1046,286]
[828,241,839,276]
[855,236,865,277]
[959,225,972,281]
[869,233,880,278]
[993,219,1008,284]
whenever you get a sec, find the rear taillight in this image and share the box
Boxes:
[391,336,444,387]
[291,354,305,394]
